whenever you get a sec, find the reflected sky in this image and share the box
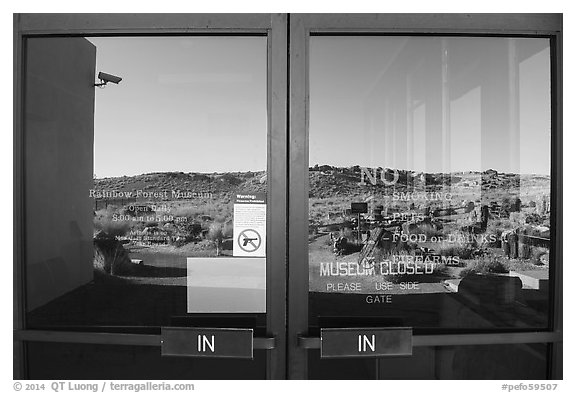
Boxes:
[89,36,551,177]
[88,37,267,177]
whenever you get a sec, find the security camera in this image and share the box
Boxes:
[94,72,122,87]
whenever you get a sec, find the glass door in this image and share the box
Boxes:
[14,14,287,380]
[288,14,562,380]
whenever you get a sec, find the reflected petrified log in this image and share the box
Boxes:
[508,232,518,259]
[517,228,531,259]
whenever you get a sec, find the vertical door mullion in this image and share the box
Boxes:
[266,13,288,380]
[287,14,310,380]
[13,15,27,380]
[549,30,563,380]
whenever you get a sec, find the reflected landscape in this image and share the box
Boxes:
[25,36,268,326]
[308,36,552,330]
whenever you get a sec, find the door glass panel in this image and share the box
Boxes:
[309,36,552,330]
[307,343,548,380]
[376,343,549,380]
[27,341,266,379]
[25,36,268,328]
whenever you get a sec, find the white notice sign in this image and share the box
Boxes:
[187,257,266,313]
[233,193,266,257]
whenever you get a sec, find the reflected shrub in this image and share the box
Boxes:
[459,256,509,278]
[438,243,478,260]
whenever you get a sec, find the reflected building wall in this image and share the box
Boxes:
[25,38,96,311]
[362,37,550,202]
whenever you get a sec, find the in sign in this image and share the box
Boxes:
[320,327,412,358]
[358,334,376,352]
[198,334,215,352]
[161,327,254,359]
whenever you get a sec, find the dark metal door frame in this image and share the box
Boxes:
[287,13,563,380]
[13,12,563,381]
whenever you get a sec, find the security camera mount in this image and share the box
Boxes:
[94,78,109,88]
